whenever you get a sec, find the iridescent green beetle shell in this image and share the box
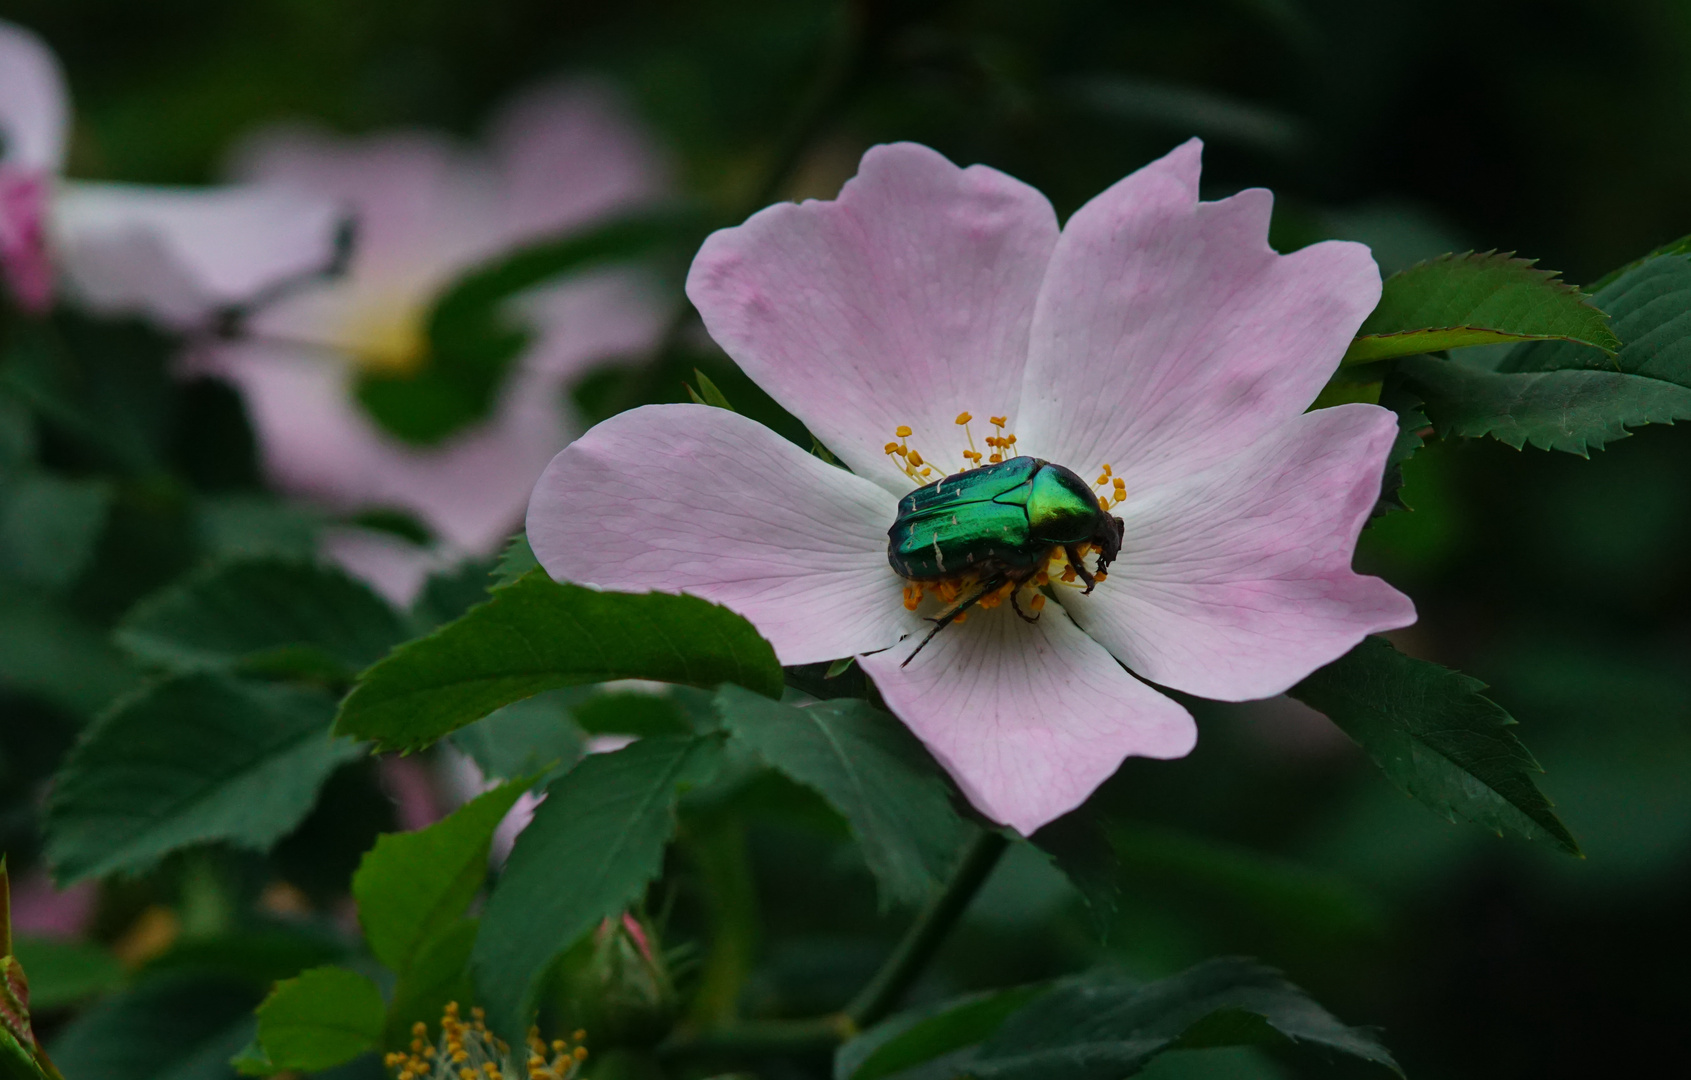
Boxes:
[886,456,1112,581]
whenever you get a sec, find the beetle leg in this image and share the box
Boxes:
[1066,544,1098,594]
[1009,576,1041,623]
[901,574,1007,667]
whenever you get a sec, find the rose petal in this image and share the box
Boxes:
[1016,139,1381,494]
[206,341,572,554]
[527,403,918,665]
[490,80,669,241]
[860,604,1195,836]
[0,166,52,312]
[51,182,347,327]
[511,266,669,381]
[1062,403,1416,701]
[229,127,500,296]
[686,142,1058,493]
[0,20,69,172]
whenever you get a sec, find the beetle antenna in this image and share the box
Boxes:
[901,576,1004,667]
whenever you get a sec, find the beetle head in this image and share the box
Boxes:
[1093,513,1124,576]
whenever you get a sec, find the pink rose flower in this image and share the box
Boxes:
[0,19,344,321]
[526,140,1415,835]
[199,82,670,604]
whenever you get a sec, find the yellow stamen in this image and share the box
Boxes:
[895,425,913,438]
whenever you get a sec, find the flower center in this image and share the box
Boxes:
[384,1002,588,1080]
[883,415,1129,649]
[901,542,1109,621]
[341,297,429,375]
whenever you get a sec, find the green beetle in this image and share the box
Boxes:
[887,455,1124,663]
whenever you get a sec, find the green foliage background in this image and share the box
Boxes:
[2,1,1690,1078]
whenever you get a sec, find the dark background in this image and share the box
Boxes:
[3,0,1688,1076]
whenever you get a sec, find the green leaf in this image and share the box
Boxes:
[1398,250,1691,454]
[0,586,138,718]
[116,559,408,679]
[409,558,497,631]
[688,369,737,411]
[716,687,969,909]
[1343,251,1618,364]
[45,676,364,883]
[1396,355,1691,456]
[11,938,123,1011]
[356,210,699,445]
[1371,376,1429,515]
[836,985,1045,1080]
[49,974,259,1080]
[354,781,530,975]
[0,474,110,590]
[573,691,694,738]
[334,570,782,752]
[387,919,477,1050]
[1027,809,1120,937]
[1585,232,1691,292]
[194,496,321,563]
[1289,636,1579,855]
[253,966,384,1071]
[851,959,1398,1080]
[0,1030,46,1080]
[492,534,538,588]
[450,691,589,782]
[229,1038,275,1077]
[473,735,724,1039]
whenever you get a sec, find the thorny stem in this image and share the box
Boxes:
[663,829,1010,1063]
[844,829,1011,1029]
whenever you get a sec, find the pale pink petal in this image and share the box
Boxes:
[50,182,346,327]
[1016,139,1382,494]
[318,526,444,608]
[527,403,918,665]
[207,103,668,552]
[379,754,447,830]
[9,869,95,938]
[859,604,1195,836]
[510,265,669,382]
[1062,403,1415,701]
[204,342,571,555]
[0,20,68,172]
[0,166,51,312]
[228,127,499,295]
[491,790,542,868]
[489,80,669,242]
[686,143,1058,494]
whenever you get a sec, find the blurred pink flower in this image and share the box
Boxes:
[378,754,448,832]
[197,83,671,604]
[9,868,95,939]
[527,140,1415,835]
[0,20,345,321]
